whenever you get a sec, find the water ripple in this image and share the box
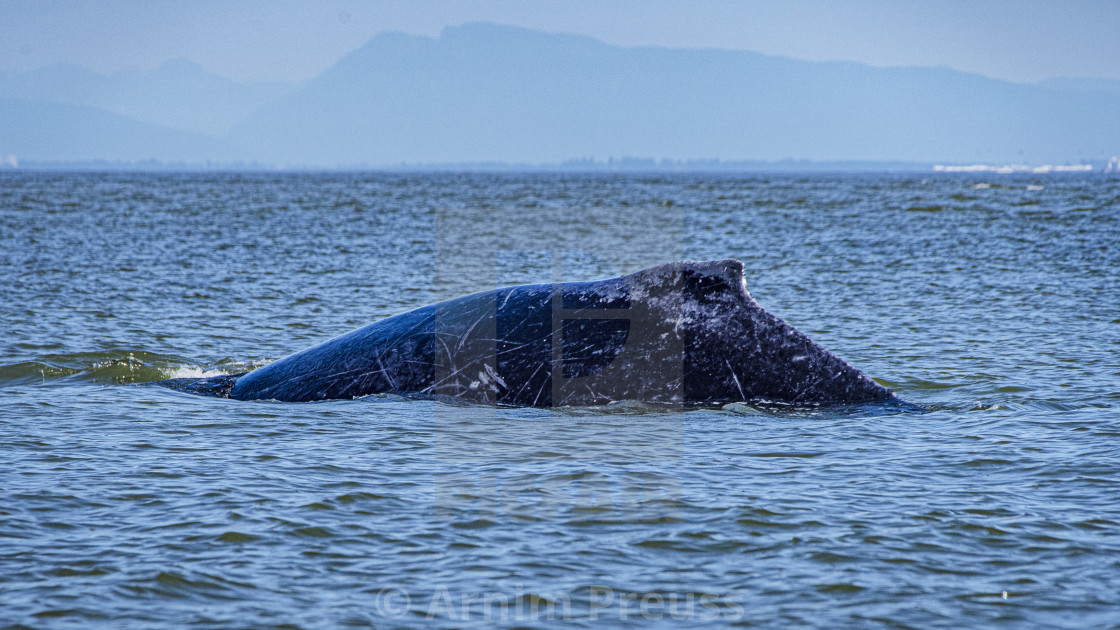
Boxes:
[1,172,1118,628]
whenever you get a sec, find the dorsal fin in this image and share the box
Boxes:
[626,259,749,299]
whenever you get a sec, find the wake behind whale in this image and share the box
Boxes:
[159,260,897,407]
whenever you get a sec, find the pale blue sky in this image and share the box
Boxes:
[1,0,1118,83]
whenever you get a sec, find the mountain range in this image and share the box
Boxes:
[3,23,1119,167]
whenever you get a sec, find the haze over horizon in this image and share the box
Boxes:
[2,2,1120,167]
[4,0,1120,84]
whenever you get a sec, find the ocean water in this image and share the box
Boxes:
[1,172,1118,628]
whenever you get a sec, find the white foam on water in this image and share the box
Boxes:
[166,366,228,379]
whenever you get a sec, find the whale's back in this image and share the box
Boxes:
[158,260,896,406]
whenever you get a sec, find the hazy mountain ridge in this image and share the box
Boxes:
[3,23,1119,167]
[0,59,296,137]
[228,24,1119,166]
[0,98,235,162]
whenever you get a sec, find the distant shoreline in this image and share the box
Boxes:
[0,158,1110,174]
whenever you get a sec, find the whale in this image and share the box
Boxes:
[158,260,896,406]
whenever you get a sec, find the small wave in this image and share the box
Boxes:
[721,397,926,418]
[0,351,256,388]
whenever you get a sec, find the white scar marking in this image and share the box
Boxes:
[725,360,745,400]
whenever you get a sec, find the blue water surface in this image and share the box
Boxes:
[1,172,1118,628]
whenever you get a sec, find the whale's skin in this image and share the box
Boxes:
[165,260,895,406]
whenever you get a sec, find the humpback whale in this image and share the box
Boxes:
[159,260,896,406]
